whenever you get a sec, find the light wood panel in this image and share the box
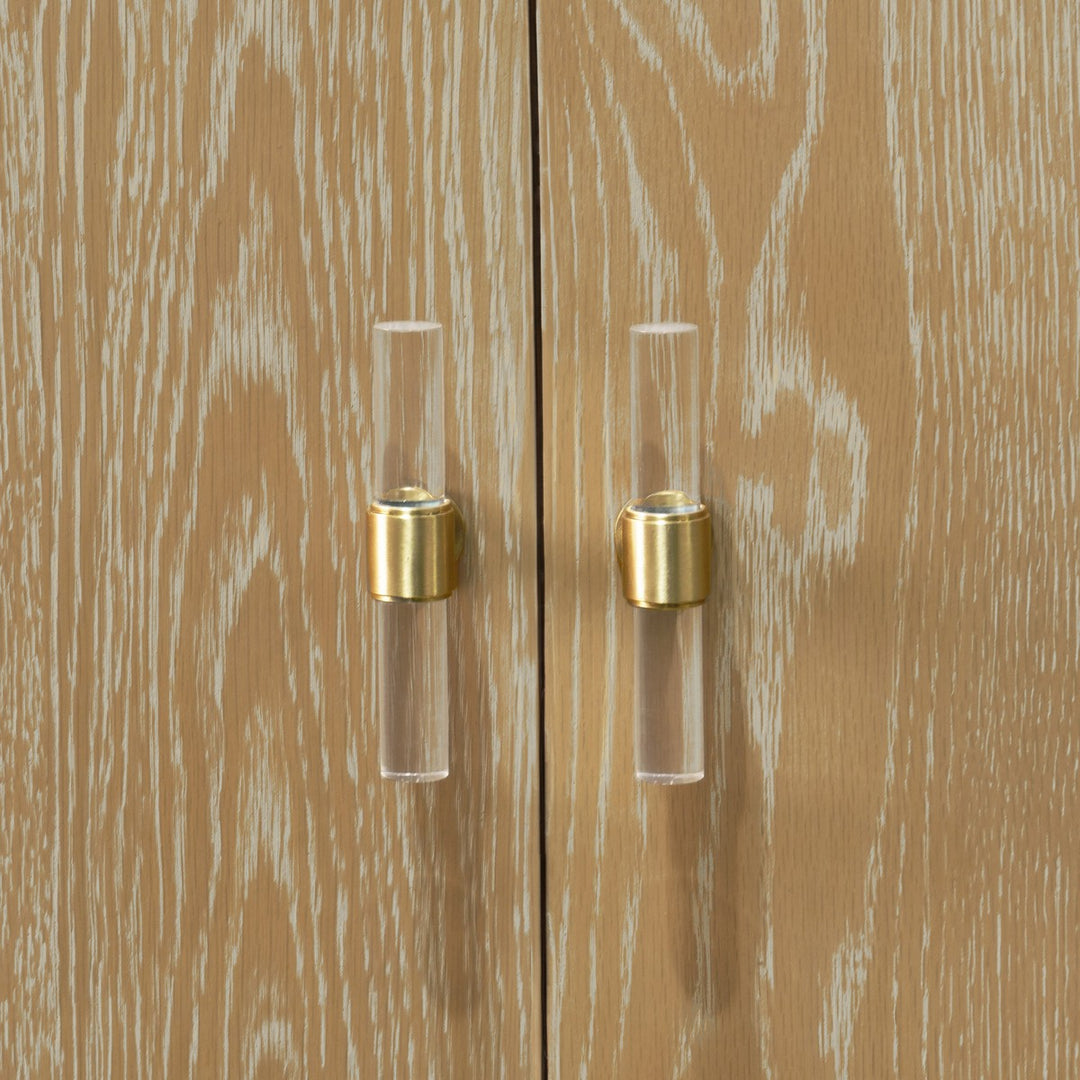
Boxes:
[1,4,55,1073]
[2,0,539,1075]
[537,0,1080,1075]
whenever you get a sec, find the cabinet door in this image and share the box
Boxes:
[1,2,539,1076]
[537,0,1080,1075]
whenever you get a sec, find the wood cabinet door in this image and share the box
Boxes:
[5,0,1080,1077]
[1,2,540,1076]
[536,0,1080,1076]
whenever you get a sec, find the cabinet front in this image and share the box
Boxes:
[3,0,1079,1077]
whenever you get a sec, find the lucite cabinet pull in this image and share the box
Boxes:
[367,320,463,782]
[615,323,711,784]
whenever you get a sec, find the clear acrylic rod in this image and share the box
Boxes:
[629,322,705,784]
[372,320,450,781]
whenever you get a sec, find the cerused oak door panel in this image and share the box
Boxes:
[536,0,1080,1076]
[1,0,539,1076]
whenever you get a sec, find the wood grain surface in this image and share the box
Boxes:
[2,0,540,1076]
[2,4,53,1074]
[536,0,1080,1076]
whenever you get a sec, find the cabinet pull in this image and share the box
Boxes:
[367,321,463,782]
[615,322,711,784]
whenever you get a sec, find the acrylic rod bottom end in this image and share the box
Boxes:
[637,770,704,785]
[381,768,450,783]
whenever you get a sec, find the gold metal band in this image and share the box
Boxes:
[366,487,465,602]
[615,490,712,610]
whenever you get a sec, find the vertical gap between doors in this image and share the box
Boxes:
[525,0,549,1076]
